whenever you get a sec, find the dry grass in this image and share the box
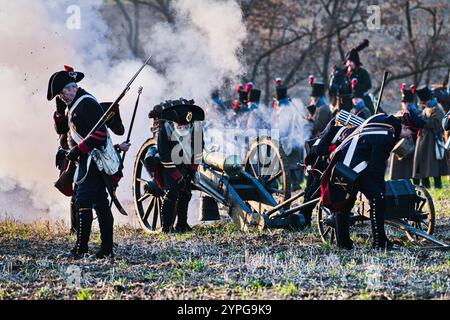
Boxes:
[1,185,450,300]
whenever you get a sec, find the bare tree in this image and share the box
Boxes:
[371,0,449,93]
[113,0,174,58]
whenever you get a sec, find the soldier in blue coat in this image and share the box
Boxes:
[321,114,415,250]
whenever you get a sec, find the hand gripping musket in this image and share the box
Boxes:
[55,56,151,215]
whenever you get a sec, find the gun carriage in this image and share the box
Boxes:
[132,136,304,232]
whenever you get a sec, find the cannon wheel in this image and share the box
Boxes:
[406,185,435,241]
[316,203,336,245]
[243,136,292,208]
[132,138,163,233]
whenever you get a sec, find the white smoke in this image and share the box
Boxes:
[0,0,312,226]
[0,0,249,225]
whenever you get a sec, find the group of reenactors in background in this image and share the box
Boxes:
[224,39,450,191]
[46,37,450,258]
[220,39,450,250]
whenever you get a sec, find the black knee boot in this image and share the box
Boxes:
[71,208,93,257]
[434,176,442,189]
[161,193,177,233]
[175,191,192,233]
[95,206,114,258]
[421,178,430,189]
[70,197,78,235]
[335,212,353,249]
[369,196,393,250]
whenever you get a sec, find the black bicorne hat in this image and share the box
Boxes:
[416,85,433,102]
[47,66,84,101]
[160,99,205,125]
[248,89,261,103]
[311,83,326,97]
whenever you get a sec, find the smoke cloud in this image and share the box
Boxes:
[0,0,311,226]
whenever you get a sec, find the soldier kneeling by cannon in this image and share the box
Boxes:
[321,114,415,250]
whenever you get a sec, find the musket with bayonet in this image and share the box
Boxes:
[86,56,151,138]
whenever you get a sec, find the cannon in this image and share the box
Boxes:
[132,137,305,232]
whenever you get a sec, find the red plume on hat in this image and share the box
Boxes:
[275,78,282,85]
[64,65,75,72]
[308,75,315,86]
[410,84,416,94]
[401,83,407,92]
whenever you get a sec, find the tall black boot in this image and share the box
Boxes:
[369,196,393,250]
[434,176,442,189]
[70,197,78,235]
[335,212,353,249]
[175,191,192,233]
[70,208,93,257]
[95,206,114,259]
[161,192,177,233]
[421,178,430,189]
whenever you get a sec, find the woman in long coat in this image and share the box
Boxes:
[413,86,449,188]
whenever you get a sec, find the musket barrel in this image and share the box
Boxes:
[85,56,151,140]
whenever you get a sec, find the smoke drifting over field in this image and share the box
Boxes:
[0,0,310,225]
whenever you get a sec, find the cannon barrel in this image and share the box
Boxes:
[203,151,243,176]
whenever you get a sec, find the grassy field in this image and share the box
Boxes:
[0,183,449,300]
